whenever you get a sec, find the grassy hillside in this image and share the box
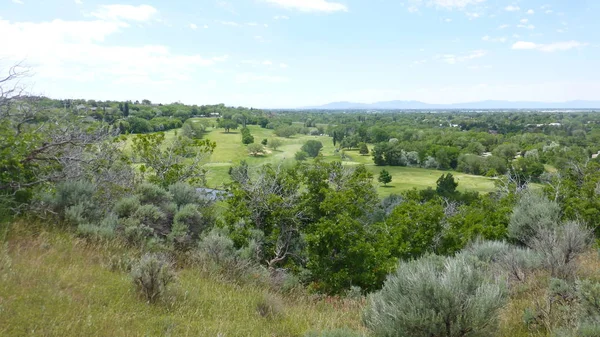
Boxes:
[166,120,497,195]
[0,223,364,337]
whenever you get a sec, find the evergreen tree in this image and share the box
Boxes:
[378,169,392,186]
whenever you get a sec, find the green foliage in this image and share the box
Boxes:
[304,328,365,337]
[261,138,268,145]
[508,189,561,246]
[136,183,172,205]
[131,253,175,303]
[218,119,239,133]
[436,173,458,198]
[274,125,297,138]
[167,182,199,207]
[173,204,206,239]
[363,255,507,337]
[269,138,283,150]
[131,133,215,187]
[198,228,237,265]
[114,196,141,218]
[301,140,323,158]
[295,151,309,161]
[241,127,255,145]
[359,142,369,155]
[248,143,265,156]
[378,169,392,186]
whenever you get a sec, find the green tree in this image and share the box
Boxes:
[269,138,283,151]
[378,169,392,186]
[295,151,309,161]
[131,133,215,187]
[240,127,254,144]
[261,138,268,146]
[301,140,323,158]
[218,119,239,133]
[247,143,265,156]
[436,173,458,198]
[359,142,369,155]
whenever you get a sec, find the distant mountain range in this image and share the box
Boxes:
[302,100,600,110]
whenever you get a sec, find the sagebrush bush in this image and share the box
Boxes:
[76,213,118,240]
[114,196,140,218]
[173,204,206,238]
[136,183,172,205]
[530,221,592,279]
[508,189,561,246]
[461,239,541,282]
[363,255,507,337]
[133,205,167,233]
[168,182,200,207]
[131,253,175,303]
[52,180,96,211]
[198,228,237,265]
[121,218,154,245]
[577,280,600,322]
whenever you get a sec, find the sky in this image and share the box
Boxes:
[1,0,599,108]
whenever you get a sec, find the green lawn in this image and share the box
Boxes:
[124,121,497,195]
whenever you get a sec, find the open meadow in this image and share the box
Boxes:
[158,119,498,196]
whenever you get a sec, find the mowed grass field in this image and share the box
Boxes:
[0,223,364,337]
[126,119,497,196]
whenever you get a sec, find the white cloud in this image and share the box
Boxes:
[445,18,452,22]
[520,18,528,23]
[429,0,485,9]
[527,9,534,14]
[12,0,24,4]
[274,15,289,20]
[512,40,589,52]
[505,5,520,12]
[263,0,348,13]
[91,4,158,22]
[408,6,419,13]
[204,24,209,29]
[0,18,226,85]
[75,0,83,4]
[517,24,535,29]
[247,22,258,26]
[545,10,553,14]
[262,60,273,65]
[254,35,269,43]
[218,20,241,27]
[557,29,566,33]
[466,12,481,19]
[280,63,289,68]
[482,35,490,41]
[498,24,510,29]
[189,23,197,30]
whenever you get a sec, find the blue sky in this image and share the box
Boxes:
[1,0,598,108]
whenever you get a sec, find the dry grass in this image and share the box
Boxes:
[0,222,365,337]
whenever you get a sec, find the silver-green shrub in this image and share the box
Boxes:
[508,189,561,246]
[363,255,507,337]
[168,182,200,207]
[131,253,175,303]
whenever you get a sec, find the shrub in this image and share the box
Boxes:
[76,213,118,240]
[136,183,172,205]
[198,228,237,265]
[295,151,309,161]
[131,253,175,303]
[168,182,199,207]
[508,189,561,246]
[114,196,141,218]
[121,217,154,245]
[52,180,96,211]
[133,205,167,232]
[173,204,206,238]
[578,280,600,322]
[530,221,592,279]
[363,255,507,337]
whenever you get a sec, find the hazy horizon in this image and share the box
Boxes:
[2,0,599,108]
